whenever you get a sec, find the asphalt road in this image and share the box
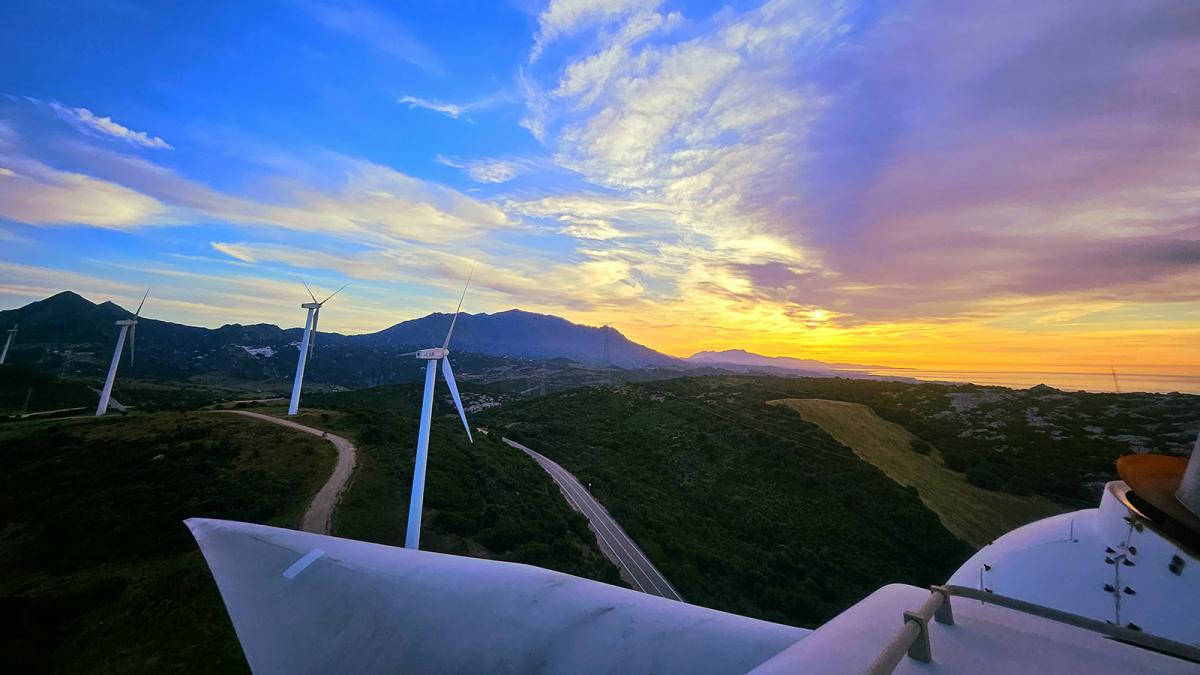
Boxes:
[502,437,683,602]
[217,410,357,535]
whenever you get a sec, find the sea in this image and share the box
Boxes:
[857,367,1200,395]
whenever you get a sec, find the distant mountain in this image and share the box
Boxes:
[360,309,676,368]
[0,292,676,388]
[687,349,884,373]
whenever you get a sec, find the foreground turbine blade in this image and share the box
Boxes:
[186,518,804,674]
[441,269,473,350]
[441,358,473,443]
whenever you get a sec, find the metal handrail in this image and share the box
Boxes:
[866,584,1200,674]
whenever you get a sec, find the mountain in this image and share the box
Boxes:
[361,309,676,368]
[687,349,882,372]
[0,292,676,387]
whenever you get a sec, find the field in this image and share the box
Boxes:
[769,399,1062,547]
[0,412,333,673]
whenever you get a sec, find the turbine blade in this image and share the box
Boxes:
[302,281,318,304]
[321,283,348,305]
[397,350,420,357]
[134,289,150,318]
[441,269,474,350]
[310,308,319,356]
[441,357,473,443]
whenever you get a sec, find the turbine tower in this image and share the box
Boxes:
[0,324,17,365]
[403,273,475,550]
[96,290,148,416]
[287,282,347,416]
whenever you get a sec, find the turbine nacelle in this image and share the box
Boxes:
[115,319,137,326]
[300,302,322,310]
[415,347,448,360]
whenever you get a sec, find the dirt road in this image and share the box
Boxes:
[216,410,357,535]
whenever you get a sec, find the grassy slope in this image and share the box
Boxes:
[0,412,333,673]
[245,385,623,585]
[770,399,1062,547]
[484,380,973,627]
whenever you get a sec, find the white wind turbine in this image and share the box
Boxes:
[287,282,347,416]
[403,273,475,550]
[0,323,17,365]
[96,290,148,416]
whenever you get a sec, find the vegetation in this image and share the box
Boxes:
[770,398,1061,547]
[717,377,1197,506]
[483,379,974,627]
[0,412,333,673]
[0,364,97,416]
[268,385,623,585]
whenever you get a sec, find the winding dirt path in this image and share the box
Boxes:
[216,410,356,535]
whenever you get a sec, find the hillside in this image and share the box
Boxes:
[769,398,1062,547]
[482,379,973,626]
[0,412,333,673]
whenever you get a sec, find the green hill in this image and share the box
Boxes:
[482,379,973,627]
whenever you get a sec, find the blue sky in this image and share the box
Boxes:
[1,1,1198,371]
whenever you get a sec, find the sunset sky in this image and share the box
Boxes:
[1,1,1197,375]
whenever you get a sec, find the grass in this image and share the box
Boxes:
[0,411,333,673]
[769,399,1063,547]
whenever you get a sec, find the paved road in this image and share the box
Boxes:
[217,410,357,535]
[502,437,683,601]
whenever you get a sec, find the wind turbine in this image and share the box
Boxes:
[96,290,148,416]
[403,273,475,550]
[0,324,17,365]
[287,282,347,416]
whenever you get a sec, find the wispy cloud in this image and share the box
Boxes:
[397,90,509,120]
[435,154,521,183]
[303,0,442,74]
[49,102,172,149]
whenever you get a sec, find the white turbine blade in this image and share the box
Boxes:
[321,283,348,305]
[441,357,473,443]
[441,269,474,350]
[309,307,320,356]
[134,289,150,318]
[397,350,420,357]
[302,281,318,304]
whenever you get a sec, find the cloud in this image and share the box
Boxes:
[530,0,660,61]
[303,1,442,74]
[515,0,1200,339]
[210,242,257,263]
[435,155,521,183]
[49,102,172,149]
[397,90,509,120]
[398,95,467,119]
[0,126,166,227]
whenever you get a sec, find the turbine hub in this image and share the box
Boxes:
[416,347,448,360]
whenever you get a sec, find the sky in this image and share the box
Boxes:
[0,0,1198,376]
